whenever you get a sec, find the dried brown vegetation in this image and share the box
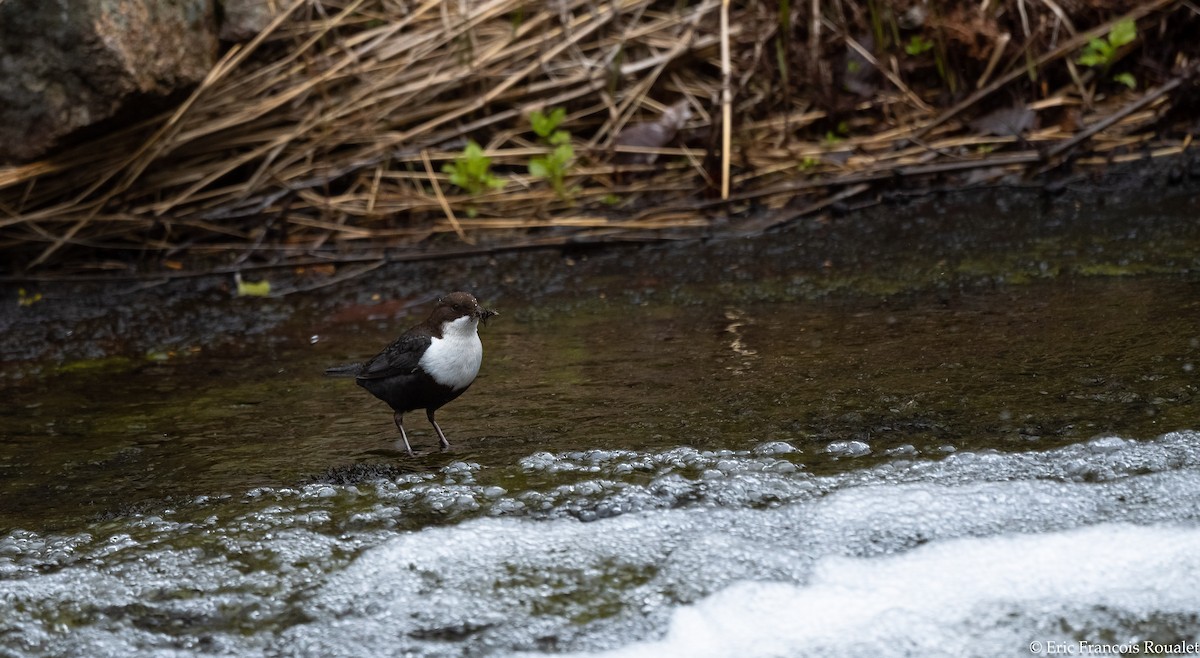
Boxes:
[1,0,1197,278]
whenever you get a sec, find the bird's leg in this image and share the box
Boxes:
[427,409,451,451]
[393,411,414,456]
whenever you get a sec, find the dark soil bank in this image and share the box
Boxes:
[3,158,1200,371]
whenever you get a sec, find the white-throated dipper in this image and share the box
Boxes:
[326,291,497,456]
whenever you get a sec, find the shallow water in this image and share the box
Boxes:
[2,186,1200,657]
[5,433,1200,657]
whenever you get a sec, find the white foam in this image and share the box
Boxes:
[6,433,1200,657]
[561,523,1200,658]
[284,462,1200,657]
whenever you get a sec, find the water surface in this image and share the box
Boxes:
[2,185,1199,657]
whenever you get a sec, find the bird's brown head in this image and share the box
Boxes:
[431,291,498,325]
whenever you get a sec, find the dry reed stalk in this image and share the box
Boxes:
[419,149,470,244]
[719,0,732,200]
[915,0,1180,138]
[0,0,1193,279]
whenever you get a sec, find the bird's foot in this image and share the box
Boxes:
[393,412,415,457]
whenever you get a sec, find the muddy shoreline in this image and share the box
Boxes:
[3,155,1199,374]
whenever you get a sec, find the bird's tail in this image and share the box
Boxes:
[324,363,364,377]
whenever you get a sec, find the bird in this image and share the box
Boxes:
[326,291,498,456]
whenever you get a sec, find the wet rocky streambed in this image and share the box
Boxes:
[2,178,1200,657]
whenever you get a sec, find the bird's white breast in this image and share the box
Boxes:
[419,316,483,390]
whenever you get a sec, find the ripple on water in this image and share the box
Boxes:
[2,432,1200,657]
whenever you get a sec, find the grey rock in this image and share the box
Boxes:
[219,0,280,42]
[0,0,217,163]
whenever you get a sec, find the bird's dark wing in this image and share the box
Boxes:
[354,330,432,381]
[324,362,364,377]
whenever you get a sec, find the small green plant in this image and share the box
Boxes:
[528,108,575,199]
[530,107,566,141]
[1080,19,1132,75]
[17,288,42,307]
[529,144,573,199]
[234,273,271,298]
[822,120,850,145]
[799,156,821,170]
[1112,72,1137,89]
[904,35,934,56]
[443,140,506,197]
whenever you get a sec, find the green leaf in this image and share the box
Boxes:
[464,142,486,169]
[527,107,574,200]
[1108,19,1137,48]
[552,143,574,164]
[1078,33,1123,68]
[1113,72,1137,89]
[904,35,934,56]
[447,170,469,190]
[467,157,489,178]
[17,288,43,307]
[235,275,271,297]
[530,111,552,138]
[444,139,505,195]
[531,107,566,138]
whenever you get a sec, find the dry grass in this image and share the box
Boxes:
[0,0,1196,277]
